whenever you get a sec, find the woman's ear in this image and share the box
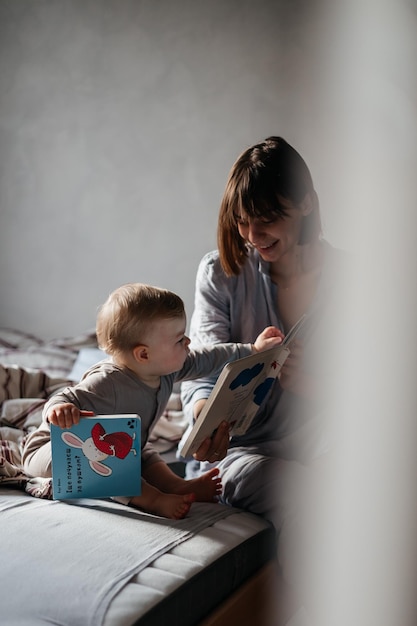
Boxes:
[298,191,320,245]
[300,192,314,216]
[132,345,149,363]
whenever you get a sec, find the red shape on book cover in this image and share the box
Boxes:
[91,422,134,459]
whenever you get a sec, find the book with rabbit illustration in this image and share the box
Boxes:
[179,315,307,458]
[51,414,141,500]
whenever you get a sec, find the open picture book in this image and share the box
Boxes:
[179,315,307,458]
[51,414,141,499]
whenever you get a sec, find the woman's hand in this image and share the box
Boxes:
[193,420,231,463]
[46,403,81,429]
[253,326,285,352]
[191,399,230,462]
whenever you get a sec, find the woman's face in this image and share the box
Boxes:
[235,196,309,264]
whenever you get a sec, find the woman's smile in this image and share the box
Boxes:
[253,239,279,255]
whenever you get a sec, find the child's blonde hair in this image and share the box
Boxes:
[96,283,185,356]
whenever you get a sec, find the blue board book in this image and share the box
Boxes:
[179,314,308,458]
[51,414,141,500]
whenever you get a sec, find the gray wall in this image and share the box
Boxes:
[0,0,415,340]
[0,0,342,338]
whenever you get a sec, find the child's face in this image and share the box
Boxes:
[146,315,191,375]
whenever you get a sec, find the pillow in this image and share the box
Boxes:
[68,348,108,381]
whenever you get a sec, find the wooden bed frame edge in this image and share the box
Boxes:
[198,560,300,626]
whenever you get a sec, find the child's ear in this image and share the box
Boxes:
[132,344,149,363]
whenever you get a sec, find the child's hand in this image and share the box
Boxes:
[46,403,81,429]
[252,326,284,352]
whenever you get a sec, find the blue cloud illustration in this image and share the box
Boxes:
[229,362,265,390]
[253,377,275,406]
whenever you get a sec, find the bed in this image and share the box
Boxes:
[0,327,297,626]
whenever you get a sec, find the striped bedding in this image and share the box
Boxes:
[0,327,94,493]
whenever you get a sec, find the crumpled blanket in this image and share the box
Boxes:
[0,327,90,492]
[0,397,55,496]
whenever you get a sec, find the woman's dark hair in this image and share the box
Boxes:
[217,136,321,275]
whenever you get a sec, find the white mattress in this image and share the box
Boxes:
[104,511,272,625]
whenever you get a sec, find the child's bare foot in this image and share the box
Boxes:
[177,467,222,502]
[130,492,195,519]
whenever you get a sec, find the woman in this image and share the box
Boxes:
[180,136,346,536]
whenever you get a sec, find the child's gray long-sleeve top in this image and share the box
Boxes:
[43,342,252,471]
